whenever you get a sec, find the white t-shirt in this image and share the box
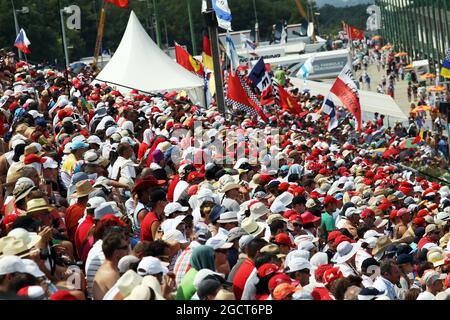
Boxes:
[416,291,435,300]
[85,240,105,299]
[241,268,258,300]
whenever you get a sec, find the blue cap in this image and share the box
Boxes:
[335,193,344,200]
[280,165,289,172]
[396,254,414,265]
[70,140,89,151]
[209,205,225,223]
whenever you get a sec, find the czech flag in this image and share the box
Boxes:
[14,29,31,54]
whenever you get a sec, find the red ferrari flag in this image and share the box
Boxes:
[274,83,301,115]
[175,43,204,76]
[348,25,365,40]
[329,63,362,131]
[226,71,268,122]
[105,0,129,8]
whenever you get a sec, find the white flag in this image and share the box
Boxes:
[296,56,315,80]
[212,0,232,31]
[226,35,240,75]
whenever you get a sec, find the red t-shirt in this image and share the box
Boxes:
[65,203,86,244]
[232,258,255,300]
[311,286,334,300]
[417,236,433,250]
[74,215,95,263]
[140,212,159,242]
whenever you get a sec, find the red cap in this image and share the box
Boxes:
[322,268,344,285]
[257,263,280,278]
[361,208,375,219]
[50,290,78,300]
[187,185,198,196]
[300,211,320,225]
[259,174,272,185]
[378,202,392,211]
[268,273,293,291]
[396,208,410,217]
[2,214,18,226]
[314,264,333,281]
[187,171,204,183]
[288,214,303,223]
[334,235,354,246]
[417,209,429,218]
[412,217,425,227]
[278,182,290,192]
[389,210,398,220]
[23,154,45,165]
[323,196,337,205]
[274,233,295,247]
[283,209,297,219]
[100,214,126,226]
[327,230,342,243]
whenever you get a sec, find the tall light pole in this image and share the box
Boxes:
[187,0,197,55]
[10,0,29,60]
[252,0,259,43]
[58,0,71,70]
[152,0,162,48]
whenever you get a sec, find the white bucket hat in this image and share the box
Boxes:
[332,241,362,264]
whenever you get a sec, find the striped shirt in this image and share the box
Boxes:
[174,242,201,287]
[85,240,105,299]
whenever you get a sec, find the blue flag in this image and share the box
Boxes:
[248,58,271,92]
[226,35,240,75]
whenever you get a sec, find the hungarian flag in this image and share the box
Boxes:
[274,83,301,116]
[202,34,213,71]
[175,43,204,77]
[348,25,365,40]
[14,29,31,54]
[226,71,267,122]
[105,0,129,8]
[329,63,362,131]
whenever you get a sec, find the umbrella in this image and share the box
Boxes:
[427,86,446,93]
[382,44,393,50]
[69,62,87,74]
[372,35,382,41]
[399,139,418,150]
[395,52,408,57]
[411,105,431,113]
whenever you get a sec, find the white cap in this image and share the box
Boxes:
[238,235,254,250]
[22,259,45,278]
[422,270,446,286]
[94,202,121,220]
[217,211,238,224]
[42,157,58,169]
[345,207,361,217]
[160,216,186,234]
[0,256,27,275]
[206,237,233,250]
[87,197,105,211]
[162,229,188,244]
[118,255,140,274]
[193,269,222,290]
[137,256,168,276]
[28,110,43,119]
[286,257,311,273]
[105,126,119,137]
[164,202,189,216]
[87,135,102,145]
[297,240,315,252]
[11,139,26,150]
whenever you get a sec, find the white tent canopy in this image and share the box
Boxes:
[289,77,409,122]
[94,11,205,106]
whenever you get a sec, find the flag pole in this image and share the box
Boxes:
[93,1,106,70]
[10,0,23,60]
[203,0,226,115]
[187,0,197,55]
